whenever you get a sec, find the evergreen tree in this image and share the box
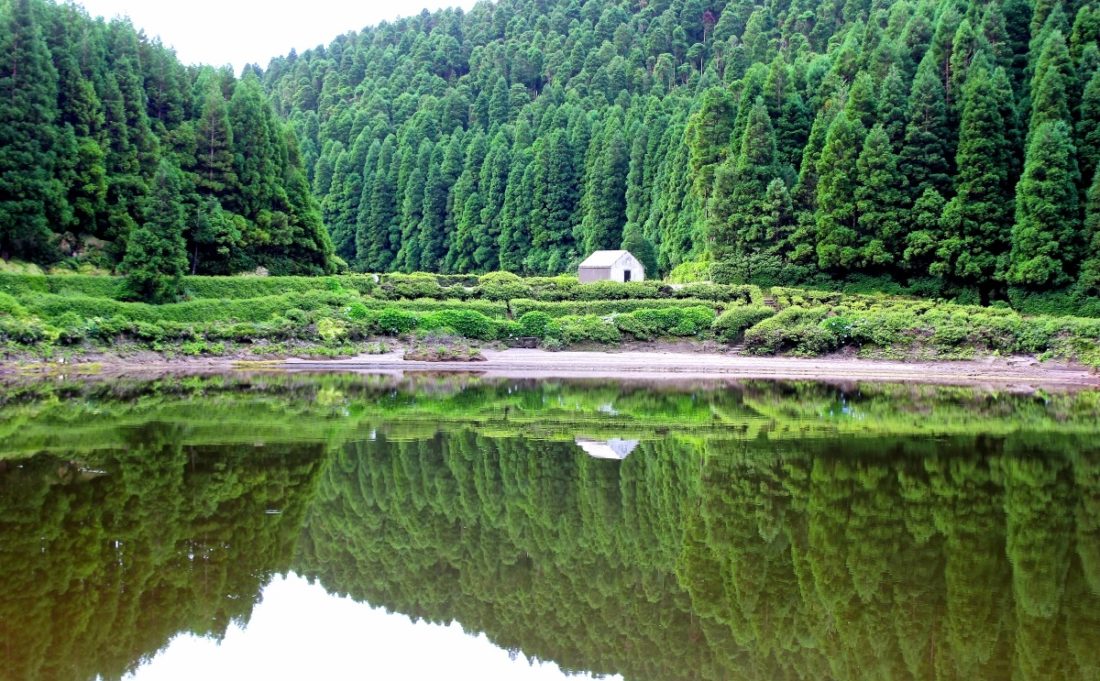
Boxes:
[1028,30,1074,133]
[854,125,908,269]
[121,159,187,302]
[815,112,865,271]
[1008,121,1081,287]
[193,86,236,198]
[1077,168,1100,296]
[900,54,951,200]
[1077,68,1100,190]
[709,98,781,275]
[937,60,1014,291]
[0,0,65,261]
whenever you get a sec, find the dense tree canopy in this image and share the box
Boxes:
[0,0,336,278]
[1,0,1099,309]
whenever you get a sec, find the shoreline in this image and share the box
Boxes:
[7,348,1098,389]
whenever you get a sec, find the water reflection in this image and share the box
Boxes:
[0,374,1098,681]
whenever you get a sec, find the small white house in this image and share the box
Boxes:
[577,250,645,283]
[575,438,640,461]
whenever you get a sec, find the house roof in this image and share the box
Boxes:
[578,250,633,268]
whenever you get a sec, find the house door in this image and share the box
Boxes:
[623,270,632,282]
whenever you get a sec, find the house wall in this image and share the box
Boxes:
[578,255,645,282]
[610,255,645,282]
[578,266,612,283]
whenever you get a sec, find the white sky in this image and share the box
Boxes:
[74,0,481,72]
[122,574,620,681]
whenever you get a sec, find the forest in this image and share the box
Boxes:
[1,0,1099,310]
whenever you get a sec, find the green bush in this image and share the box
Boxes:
[0,292,29,318]
[617,306,716,339]
[517,311,553,338]
[511,298,721,318]
[552,315,621,344]
[744,306,837,355]
[317,317,349,344]
[421,309,498,340]
[378,307,418,335]
[477,271,532,301]
[381,273,446,300]
[712,305,776,343]
[667,260,712,283]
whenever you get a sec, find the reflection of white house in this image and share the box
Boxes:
[575,438,639,460]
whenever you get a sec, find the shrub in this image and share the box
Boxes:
[553,315,621,344]
[377,307,418,334]
[744,306,837,355]
[667,260,711,283]
[617,306,717,339]
[477,271,531,301]
[421,309,498,340]
[517,311,553,338]
[346,302,370,320]
[0,292,29,318]
[382,273,445,300]
[317,317,349,344]
[713,305,776,343]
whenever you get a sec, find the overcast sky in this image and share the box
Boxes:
[75,0,480,72]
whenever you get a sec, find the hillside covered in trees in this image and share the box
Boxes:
[264,0,1100,306]
[2,0,1100,310]
[0,0,336,277]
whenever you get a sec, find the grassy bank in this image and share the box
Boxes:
[1,271,1098,367]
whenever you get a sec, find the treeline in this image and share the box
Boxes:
[264,0,1100,306]
[0,0,336,281]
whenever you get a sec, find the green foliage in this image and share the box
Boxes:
[121,159,188,303]
[712,305,777,343]
[1009,121,1081,288]
[744,306,838,355]
[613,306,717,340]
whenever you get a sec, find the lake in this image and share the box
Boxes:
[2,373,1099,681]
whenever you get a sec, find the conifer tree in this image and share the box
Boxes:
[1028,30,1074,133]
[709,99,780,273]
[854,125,908,268]
[193,87,236,198]
[900,54,951,200]
[686,88,736,214]
[815,112,865,271]
[1077,168,1100,296]
[1008,121,1081,287]
[0,0,65,261]
[122,159,188,303]
[620,222,658,278]
[938,60,1013,289]
[1077,68,1100,189]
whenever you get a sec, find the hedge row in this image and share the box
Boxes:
[743,302,1100,364]
[509,297,722,318]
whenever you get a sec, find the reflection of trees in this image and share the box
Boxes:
[297,429,1100,681]
[0,433,325,681]
[4,377,1100,681]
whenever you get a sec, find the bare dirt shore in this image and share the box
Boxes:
[283,349,1100,389]
[5,348,1096,389]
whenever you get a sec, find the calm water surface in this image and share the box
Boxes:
[2,373,1099,681]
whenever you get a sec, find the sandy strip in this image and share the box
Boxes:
[284,349,1099,389]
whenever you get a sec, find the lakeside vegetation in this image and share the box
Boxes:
[1,271,1098,366]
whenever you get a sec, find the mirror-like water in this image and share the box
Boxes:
[2,374,1099,681]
